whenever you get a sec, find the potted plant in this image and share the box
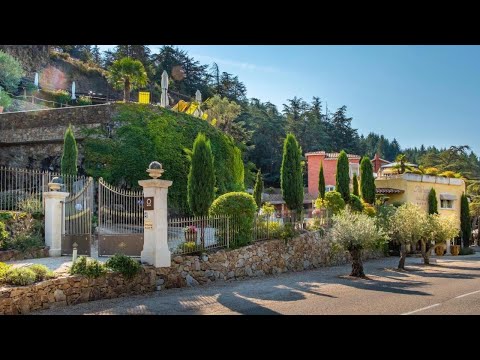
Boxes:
[184,225,197,243]
[0,89,12,113]
[434,244,445,256]
[450,244,460,256]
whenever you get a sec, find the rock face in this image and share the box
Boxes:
[0,45,50,73]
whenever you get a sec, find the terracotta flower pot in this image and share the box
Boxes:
[0,106,3,113]
[450,245,460,256]
[435,245,444,256]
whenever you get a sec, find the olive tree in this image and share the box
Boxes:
[331,208,386,277]
[390,203,426,270]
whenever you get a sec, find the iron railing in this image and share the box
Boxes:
[0,166,89,213]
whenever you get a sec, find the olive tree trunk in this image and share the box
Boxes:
[398,243,407,270]
[420,240,431,265]
[349,247,365,277]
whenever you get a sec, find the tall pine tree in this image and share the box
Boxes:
[281,134,304,212]
[318,163,326,199]
[61,125,78,176]
[360,156,376,204]
[336,150,350,203]
[187,133,215,216]
[461,193,472,247]
[352,173,359,197]
[428,188,438,214]
[253,170,263,210]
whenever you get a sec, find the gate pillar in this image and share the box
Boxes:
[44,178,69,257]
[138,162,172,267]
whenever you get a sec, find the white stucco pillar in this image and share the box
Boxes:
[43,191,69,257]
[139,178,173,267]
[446,238,451,254]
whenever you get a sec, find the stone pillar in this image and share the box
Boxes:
[43,191,69,257]
[446,238,451,254]
[139,178,173,267]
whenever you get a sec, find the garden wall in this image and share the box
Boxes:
[0,103,117,169]
[154,231,383,289]
[0,231,384,314]
[0,268,156,315]
[0,247,48,262]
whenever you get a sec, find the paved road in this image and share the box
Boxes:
[36,252,480,315]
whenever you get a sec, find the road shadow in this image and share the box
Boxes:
[333,275,431,296]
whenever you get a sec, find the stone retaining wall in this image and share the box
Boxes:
[0,268,156,315]
[154,231,383,289]
[0,247,49,262]
[0,231,384,314]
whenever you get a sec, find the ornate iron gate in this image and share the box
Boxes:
[61,176,94,255]
[97,178,144,257]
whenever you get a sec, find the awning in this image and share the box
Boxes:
[440,193,457,200]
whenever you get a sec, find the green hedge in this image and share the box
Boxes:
[83,104,245,214]
[209,192,257,246]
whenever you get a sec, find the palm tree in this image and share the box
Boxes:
[107,57,148,102]
[394,154,414,174]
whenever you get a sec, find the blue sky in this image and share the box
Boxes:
[99,45,480,154]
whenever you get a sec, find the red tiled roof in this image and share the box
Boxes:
[376,188,404,194]
[305,151,361,159]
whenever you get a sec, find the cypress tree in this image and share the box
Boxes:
[187,133,215,216]
[360,156,376,204]
[352,173,359,197]
[428,188,438,214]
[61,125,78,176]
[318,163,326,200]
[461,193,472,247]
[253,170,263,210]
[336,150,350,203]
[281,133,304,212]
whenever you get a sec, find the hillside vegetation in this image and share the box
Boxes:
[83,104,244,214]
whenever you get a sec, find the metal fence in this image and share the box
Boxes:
[0,166,89,213]
[168,215,233,255]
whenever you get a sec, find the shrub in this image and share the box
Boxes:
[29,264,54,281]
[459,247,475,255]
[363,203,376,217]
[177,241,197,253]
[70,256,107,278]
[425,167,439,176]
[268,221,283,238]
[0,262,11,281]
[8,232,43,252]
[280,222,297,242]
[281,133,304,212]
[260,202,275,216]
[0,51,24,93]
[0,88,12,109]
[17,197,42,215]
[349,194,364,212]
[105,254,141,279]
[5,267,36,286]
[0,221,7,249]
[77,95,92,106]
[439,171,459,178]
[52,89,71,105]
[316,191,345,215]
[209,192,257,246]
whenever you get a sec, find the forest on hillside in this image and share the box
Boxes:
[42,46,480,191]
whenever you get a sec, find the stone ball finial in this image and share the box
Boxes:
[48,176,63,191]
[147,161,164,179]
[149,161,163,170]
